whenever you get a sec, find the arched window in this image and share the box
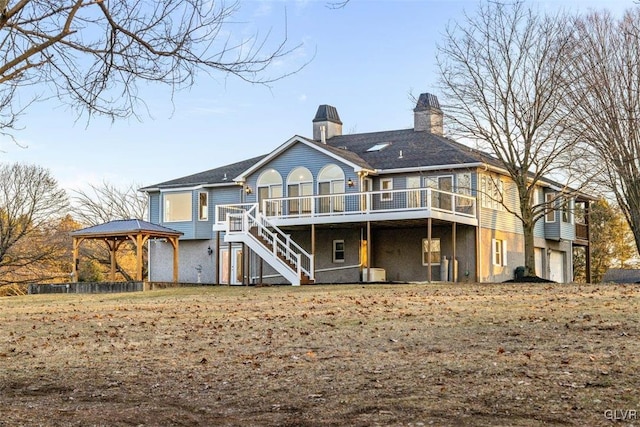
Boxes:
[257,169,283,214]
[318,164,345,212]
[287,167,313,214]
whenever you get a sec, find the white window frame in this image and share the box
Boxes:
[562,198,573,224]
[545,193,556,223]
[456,172,473,207]
[333,240,345,263]
[422,238,441,266]
[163,192,192,223]
[480,175,504,211]
[492,239,508,266]
[198,191,208,221]
[380,178,393,201]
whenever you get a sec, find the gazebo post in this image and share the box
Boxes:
[108,240,117,281]
[171,237,179,282]
[72,237,83,282]
[136,234,143,281]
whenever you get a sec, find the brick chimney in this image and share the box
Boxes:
[414,93,443,135]
[313,105,342,143]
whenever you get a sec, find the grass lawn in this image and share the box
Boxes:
[1,283,638,426]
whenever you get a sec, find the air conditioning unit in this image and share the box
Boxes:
[363,267,386,282]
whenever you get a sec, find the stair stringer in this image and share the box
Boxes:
[224,231,301,286]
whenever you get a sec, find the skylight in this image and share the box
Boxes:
[366,143,391,152]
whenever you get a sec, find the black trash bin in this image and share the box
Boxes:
[514,266,526,280]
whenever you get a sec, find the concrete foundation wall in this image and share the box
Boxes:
[149,239,216,283]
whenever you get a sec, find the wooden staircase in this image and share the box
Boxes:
[222,204,314,286]
[249,228,314,284]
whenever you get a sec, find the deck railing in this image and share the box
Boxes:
[259,187,476,220]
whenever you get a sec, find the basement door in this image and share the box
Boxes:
[220,246,244,285]
[549,250,565,283]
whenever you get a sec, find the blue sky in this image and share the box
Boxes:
[0,0,633,192]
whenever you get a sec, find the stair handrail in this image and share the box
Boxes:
[226,204,314,281]
[254,211,314,280]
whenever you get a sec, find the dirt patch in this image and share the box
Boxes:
[1,283,639,426]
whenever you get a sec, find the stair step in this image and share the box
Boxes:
[247,225,311,284]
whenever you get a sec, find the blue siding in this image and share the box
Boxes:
[542,193,577,241]
[148,192,160,223]
[560,221,576,241]
[533,187,545,238]
[244,142,358,198]
[544,219,560,240]
[212,186,243,209]
[195,190,212,239]
[148,186,243,240]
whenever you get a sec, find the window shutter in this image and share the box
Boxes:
[502,240,508,266]
[491,238,497,265]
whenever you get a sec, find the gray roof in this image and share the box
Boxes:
[141,130,501,191]
[71,219,183,237]
[325,128,499,170]
[313,104,342,124]
[297,136,374,170]
[141,155,267,191]
[414,93,441,111]
[602,268,640,284]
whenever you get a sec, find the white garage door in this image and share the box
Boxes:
[535,248,544,278]
[549,250,565,283]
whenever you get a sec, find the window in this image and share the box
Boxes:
[545,193,556,222]
[562,198,573,223]
[257,169,283,215]
[380,178,393,201]
[406,176,421,208]
[366,143,390,152]
[333,240,345,263]
[318,164,345,213]
[198,192,208,221]
[424,175,454,210]
[164,192,192,222]
[438,176,453,210]
[456,173,473,208]
[422,238,441,265]
[480,175,504,210]
[287,167,313,214]
[492,239,508,266]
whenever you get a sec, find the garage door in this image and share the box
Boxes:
[549,250,565,283]
[535,248,544,278]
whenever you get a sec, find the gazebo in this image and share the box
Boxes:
[71,219,182,282]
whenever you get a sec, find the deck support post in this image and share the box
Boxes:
[215,231,220,284]
[452,222,457,283]
[427,217,432,283]
[366,221,371,282]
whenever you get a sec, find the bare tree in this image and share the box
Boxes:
[563,9,640,255]
[436,1,586,277]
[72,181,148,281]
[72,181,147,225]
[0,1,303,131]
[0,163,69,283]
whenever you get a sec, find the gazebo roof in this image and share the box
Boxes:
[71,219,183,239]
[71,219,182,283]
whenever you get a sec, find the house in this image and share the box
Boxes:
[140,93,591,285]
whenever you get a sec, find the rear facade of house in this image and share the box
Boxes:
[141,94,591,285]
